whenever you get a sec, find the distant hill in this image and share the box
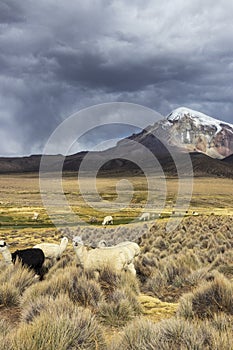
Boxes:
[0,148,233,178]
[222,154,233,164]
[0,155,42,173]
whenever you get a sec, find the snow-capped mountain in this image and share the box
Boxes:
[158,107,233,159]
[0,107,233,177]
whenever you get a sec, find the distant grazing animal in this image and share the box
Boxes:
[139,212,150,221]
[72,236,139,275]
[33,237,68,260]
[89,216,98,224]
[102,216,113,225]
[192,211,199,216]
[0,240,45,277]
[32,212,39,220]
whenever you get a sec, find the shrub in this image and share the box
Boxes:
[110,317,213,350]
[0,263,37,307]
[177,293,195,319]
[120,270,141,295]
[155,317,213,349]
[21,273,70,305]
[21,294,75,323]
[98,289,137,327]
[68,275,104,308]
[13,307,106,350]
[21,265,103,309]
[109,318,158,350]
[5,263,36,293]
[98,267,121,296]
[178,273,233,319]
[143,270,166,296]
[0,282,20,306]
[44,254,75,280]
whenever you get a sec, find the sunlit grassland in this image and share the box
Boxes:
[0,173,232,248]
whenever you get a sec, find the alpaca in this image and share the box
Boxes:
[33,237,68,260]
[0,240,45,278]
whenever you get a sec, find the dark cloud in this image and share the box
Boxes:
[0,0,233,155]
[0,0,26,24]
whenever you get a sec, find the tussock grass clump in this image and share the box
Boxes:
[13,307,106,350]
[109,318,157,349]
[68,275,104,308]
[21,272,70,304]
[0,319,13,349]
[98,267,122,296]
[154,317,213,349]
[0,282,20,306]
[120,270,141,295]
[21,294,75,323]
[44,254,75,280]
[110,317,214,350]
[21,265,104,309]
[0,319,12,336]
[109,287,142,314]
[98,280,142,327]
[0,263,36,306]
[96,266,142,327]
[0,263,36,292]
[143,270,166,295]
[210,313,233,332]
[185,266,211,287]
[98,297,135,327]
[178,273,233,319]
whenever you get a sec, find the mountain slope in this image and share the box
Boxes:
[0,107,232,177]
[151,107,233,159]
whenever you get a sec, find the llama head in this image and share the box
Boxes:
[61,237,69,246]
[72,236,83,247]
[0,240,7,251]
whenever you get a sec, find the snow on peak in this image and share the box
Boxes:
[167,107,233,134]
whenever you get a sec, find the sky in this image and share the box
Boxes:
[0,0,233,156]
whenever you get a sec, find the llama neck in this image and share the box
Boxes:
[60,241,67,254]
[74,245,87,267]
[1,248,12,264]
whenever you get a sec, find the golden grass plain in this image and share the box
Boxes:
[0,173,232,252]
[0,173,233,348]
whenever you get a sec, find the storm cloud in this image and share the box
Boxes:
[0,0,233,155]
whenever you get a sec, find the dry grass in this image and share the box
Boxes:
[0,174,233,348]
[139,294,178,322]
[13,304,107,350]
[178,272,233,319]
[0,175,232,235]
[137,215,233,302]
